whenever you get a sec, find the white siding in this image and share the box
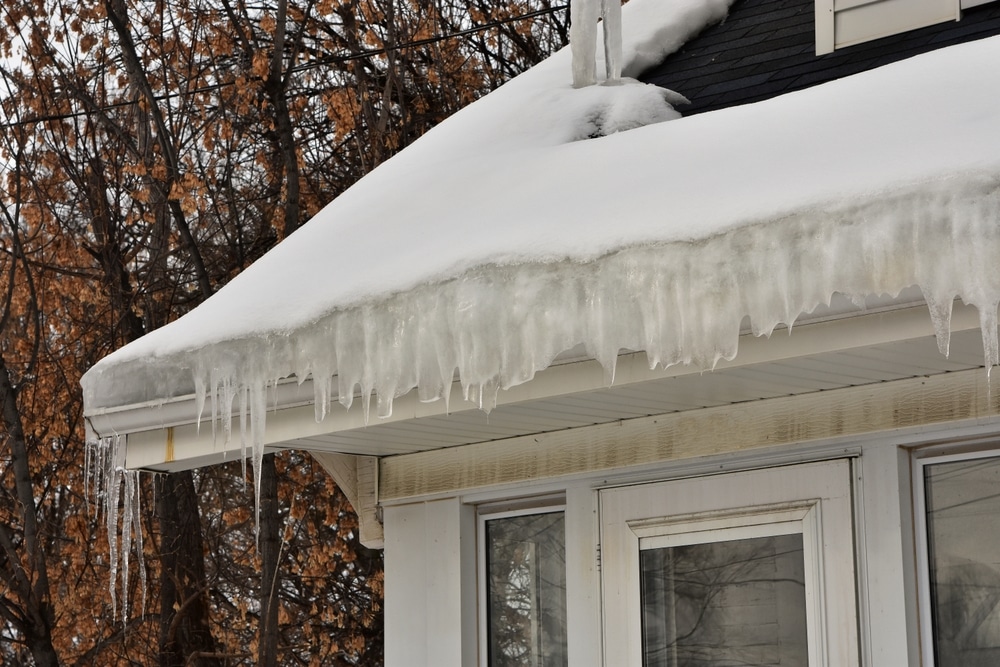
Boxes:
[384,499,477,667]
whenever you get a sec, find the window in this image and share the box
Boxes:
[917,451,1000,666]
[480,507,568,667]
[640,527,809,666]
[815,0,960,54]
[601,460,859,666]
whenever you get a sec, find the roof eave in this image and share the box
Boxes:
[95,296,984,473]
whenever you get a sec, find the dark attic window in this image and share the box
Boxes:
[639,0,1000,116]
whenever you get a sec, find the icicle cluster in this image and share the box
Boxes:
[86,434,146,620]
[196,372,268,534]
[164,174,1000,437]
[82,175,1000,536]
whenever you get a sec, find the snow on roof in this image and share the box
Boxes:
[83,0,1000,445]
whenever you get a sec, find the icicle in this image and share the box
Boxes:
[239,383,249,490]
[602,0,623,81]
[442,371,453,414]
[84,435,93,516]
[194,375,206,435]
[570,0,600,87]
[377,389,393,419]
[250,381,267,542]
[87,433,146,622]
[223,377,236,450]
[361,385,373,425]
[105,436,124,619]
[210,370,220,451]
[132,471,147,615]
[922,290,956,357]
[338,376,355,412]
[120,470,133,620]
[980,302,1000,371]
[569,0,623,86]
[315,375,329,423]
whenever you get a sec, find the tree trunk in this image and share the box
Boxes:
[156,472,221,667]
[0,356,61,667]
[103,0,214,300]
[264,0,302,238]
[258,453,280,667]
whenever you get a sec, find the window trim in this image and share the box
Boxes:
[912,447,1000,667]
[636,503,823,667]
[477,501,567,667]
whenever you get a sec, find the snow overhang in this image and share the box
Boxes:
[81,0,1000,470]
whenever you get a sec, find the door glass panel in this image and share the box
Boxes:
[485,511,568,667]
[924,455,1000,666]
[640,533,808,667]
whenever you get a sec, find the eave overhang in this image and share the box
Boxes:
[87,298,992,473]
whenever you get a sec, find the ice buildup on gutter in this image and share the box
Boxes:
[88,171,1000,427]
[216,173,1000,414]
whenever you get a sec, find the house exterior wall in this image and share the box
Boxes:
[383,486,605,667]
[379,391,1000,667]
[383,499,477,667]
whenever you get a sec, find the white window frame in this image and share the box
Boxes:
[600,459,859,667]
[636,504,826,666]
[912,446,1000,667]
[477,498,567,667]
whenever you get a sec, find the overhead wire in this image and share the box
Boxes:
[0,3,569,130]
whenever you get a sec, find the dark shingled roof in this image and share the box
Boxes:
[640,0,1000,114]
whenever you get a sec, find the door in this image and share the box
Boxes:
[601,460,859,666]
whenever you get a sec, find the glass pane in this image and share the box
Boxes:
[640,533,808,667]
[485,512,567,667]
[925,456,1000,667]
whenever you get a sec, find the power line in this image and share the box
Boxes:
[0,4,568,131]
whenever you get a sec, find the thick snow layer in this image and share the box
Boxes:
[83,0,1000,452]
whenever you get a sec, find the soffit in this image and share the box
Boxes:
[280,328,984,458]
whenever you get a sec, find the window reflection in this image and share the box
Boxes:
[925,456,1000,667]
[485,512,567,667]
[640,534,808,667]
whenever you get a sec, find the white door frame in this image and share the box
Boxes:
[600,459,859,667]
